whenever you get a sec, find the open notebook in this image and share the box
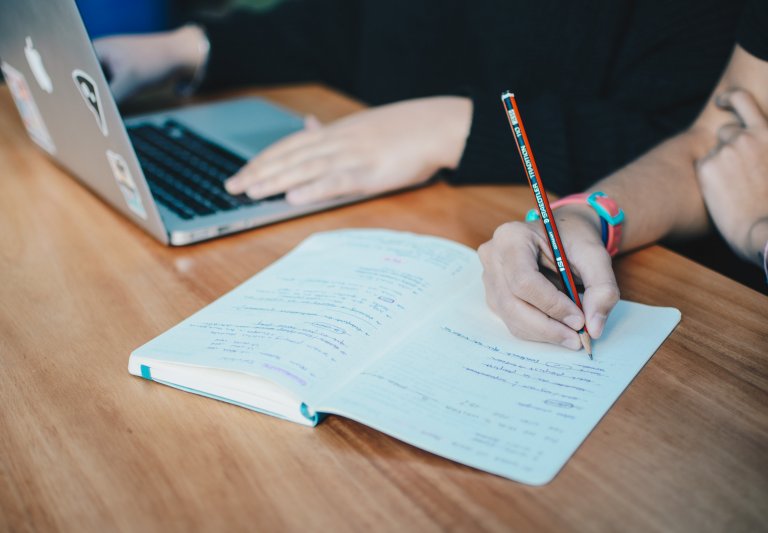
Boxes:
[130,229,680,485]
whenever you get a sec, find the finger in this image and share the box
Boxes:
[695,141,723,170]
[225,135,338,195]
[697,124,741,170]
[257,122,325,162]
[479,228,582,349]
[522,220,558,271]
[491,291,583,350]
[245,152,348,200]
[285,171,359,205]
[513,229,585,327]
[714,89,738,112]
[225,129,326,193]
[717,122,745,146]
[569,245,620,339]
[491,222,584,326]
[729,89,768,129]
[505,266,585,331]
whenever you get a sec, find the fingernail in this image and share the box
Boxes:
[561,336,582,351]
[589,313,607,338]
[563,314,583,330]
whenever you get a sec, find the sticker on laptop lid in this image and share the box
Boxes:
[72,69,108,136]
[1,61,56,154]
[106,149,147,219]
[24,37,53,94]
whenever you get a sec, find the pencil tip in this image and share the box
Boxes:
[579,331,593,359]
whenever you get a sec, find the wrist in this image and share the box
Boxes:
[527,192,624,255]
[431,96,472,171]
[553,204,604,243]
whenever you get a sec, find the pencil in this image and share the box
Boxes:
[500,91,593,358]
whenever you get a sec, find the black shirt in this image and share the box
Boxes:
[738,0,768,60]
[200,0,742,194]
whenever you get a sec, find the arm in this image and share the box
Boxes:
[480,44,768,348]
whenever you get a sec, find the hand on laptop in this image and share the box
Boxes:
[93,26,207,103]
[478,205,620,350]
[224,96,472,205]
[697,89,768,265]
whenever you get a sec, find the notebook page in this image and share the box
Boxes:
[131,229,479,402]
[320,277,681,485]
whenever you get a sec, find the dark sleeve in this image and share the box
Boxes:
[197,0,360,93]
[449,1,742,195]
[737,0,768,61]
[453,91,695,195]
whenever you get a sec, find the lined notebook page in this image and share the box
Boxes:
[321,279,681,485]
[131,230,479,401]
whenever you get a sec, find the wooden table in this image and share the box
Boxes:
[2,84,767,532]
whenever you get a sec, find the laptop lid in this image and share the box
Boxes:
[0,0,168,244]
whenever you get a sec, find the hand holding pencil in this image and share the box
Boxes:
[478,93,620,353]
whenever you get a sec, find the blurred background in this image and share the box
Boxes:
[1,0,284,83]
[75,0,284,38]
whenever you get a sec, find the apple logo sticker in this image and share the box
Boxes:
[24,37,53,94]
[72,69,108,136]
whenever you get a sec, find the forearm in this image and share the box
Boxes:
[430,97,473,171]
[585,128,712,253]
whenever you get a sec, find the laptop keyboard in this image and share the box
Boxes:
[127,120,281,219]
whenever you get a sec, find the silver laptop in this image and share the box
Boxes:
[0,0,370,245]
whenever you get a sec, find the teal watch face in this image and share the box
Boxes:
[587,192,624,225]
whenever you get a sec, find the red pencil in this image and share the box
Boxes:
[501,91,592,357]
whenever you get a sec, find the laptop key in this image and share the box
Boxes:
[149,186,195,219]
[138,157,217,216]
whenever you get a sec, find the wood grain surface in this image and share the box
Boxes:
[1,84,766,533]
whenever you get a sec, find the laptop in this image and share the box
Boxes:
[0,0,372,245]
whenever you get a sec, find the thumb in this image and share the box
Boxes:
[571,245,620,339]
